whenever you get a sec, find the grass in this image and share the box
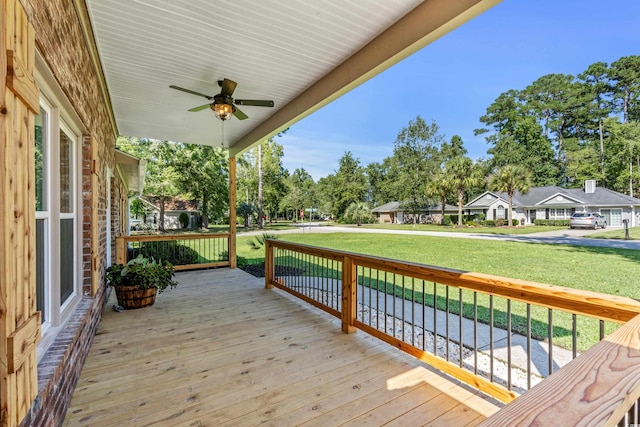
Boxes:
[358,223,564,235]
[591,226,640,240]
[238,232,640,351]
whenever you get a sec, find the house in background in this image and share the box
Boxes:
[464,180,640,227]
[136,196,201,230]
[371,201,458,224]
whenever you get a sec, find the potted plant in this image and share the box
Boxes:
[105,254,178,309]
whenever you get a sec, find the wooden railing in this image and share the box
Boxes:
[116,233,230,270]
[264,239,640,419]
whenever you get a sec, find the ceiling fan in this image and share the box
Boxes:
[169,78,274,121]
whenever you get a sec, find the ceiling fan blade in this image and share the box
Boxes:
[188,104,211,112]
[234,99,275,107]
[220,78,237,97]
[170,85,213,100]
[233,106,248,120]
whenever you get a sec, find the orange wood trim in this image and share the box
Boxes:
[119,233,230,243]
[6,50,39,114]
[341,257,357,333]
[265,240,274,289]
[479,313,640,426]
[173,261,229,271]
[7,312,41,374]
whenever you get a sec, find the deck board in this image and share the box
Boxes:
[64,268,501,426]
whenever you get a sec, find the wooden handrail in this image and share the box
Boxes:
[266,239,640,323]
[479,313,640,427]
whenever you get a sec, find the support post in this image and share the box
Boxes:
[265,240,274,289]
[341,256,357,333]
[229,156,237,268]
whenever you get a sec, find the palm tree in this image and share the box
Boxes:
[344,201,372,226]
[490,164,533,226]
[446,157,483,226]
[425,171,454,224]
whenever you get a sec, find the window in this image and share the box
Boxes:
[35,66,83,357]
[549,208,572,220]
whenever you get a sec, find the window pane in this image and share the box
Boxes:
[35,111,47,211]
[36,218,47,323]
[59,130,73,213]
[60,218,74,304]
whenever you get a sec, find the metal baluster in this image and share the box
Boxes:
[507,300,512,390]
[433,283,437,356]
[412,278,416,346]
[600,320,605,340]
[422,280,426,351]
[474,292,478,375]
[384,271,388,334]
[401,275,406,343]
[489,295,494,381]
[459,289,463,368]
[446,286,450,362]
[572,314,578,359]
[548,309,554,376]
[527,304,532,390]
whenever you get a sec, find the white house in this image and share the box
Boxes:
[464,180,640,227]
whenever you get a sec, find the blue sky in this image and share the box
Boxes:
[277,0,640,180]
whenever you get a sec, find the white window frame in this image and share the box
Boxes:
[36,58,85,360]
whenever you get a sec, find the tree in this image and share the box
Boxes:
[328,151,367,219]
[281,168,315,220]
[344,202,373,226]
[171,144,228,228]
[237,202,255,228]
[237,138,288,225]
[445,157,483,226]
[490,164,533,226]
[425,170,454,224]
[390,116,444,224]
[118,136,180,230]
[579,62,613,186]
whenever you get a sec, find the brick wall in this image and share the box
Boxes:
[17,0,129,425]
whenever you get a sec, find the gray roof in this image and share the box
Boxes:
[371,201,457,213]
[465,185,640,208]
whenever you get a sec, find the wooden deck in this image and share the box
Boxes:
[64,268,502,426]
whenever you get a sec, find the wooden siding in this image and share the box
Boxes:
[64,269,501,425]
[1,0,40,425]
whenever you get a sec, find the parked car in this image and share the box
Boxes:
[569,212,607,229]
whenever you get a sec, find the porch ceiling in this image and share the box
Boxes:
[83,0,500,156]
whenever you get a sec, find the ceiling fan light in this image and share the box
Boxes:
[212,103,234,121]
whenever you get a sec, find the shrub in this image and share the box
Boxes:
[495,219,505,227]
[483,220,496,227]
[247,233,279,250]
[129,241,200,265]
[441,215,452,226]
[512,219,520,226]
[178,212,189,228]
[534,219,570,227]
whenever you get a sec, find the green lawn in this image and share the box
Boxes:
[238,232,640,351]
[591,226,640,240]
[357,223,564,235]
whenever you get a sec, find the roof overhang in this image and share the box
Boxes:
[81,0,501,156]
[115,150,146,195]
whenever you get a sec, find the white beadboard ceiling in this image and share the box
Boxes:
[85,0,500,155]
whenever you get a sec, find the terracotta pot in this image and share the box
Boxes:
[114,286,157,309]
